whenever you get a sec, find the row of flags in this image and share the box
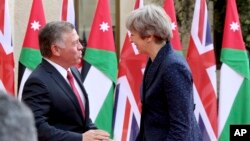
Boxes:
[0,0,249,141]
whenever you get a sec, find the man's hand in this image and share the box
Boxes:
[82,129,111,141]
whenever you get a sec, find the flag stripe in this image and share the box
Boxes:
[198,0,205,42]
[19,48,42,70]
[84,48,117,82]
[0,0,5,32]
[94,86,114,135]
[220,48,249,78]
[121,99,131,141]
[83,66,112,120]
[218,64,243,135]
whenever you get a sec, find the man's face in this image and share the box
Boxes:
[56,29,83,69]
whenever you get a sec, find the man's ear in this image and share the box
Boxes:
[51,45,60,56]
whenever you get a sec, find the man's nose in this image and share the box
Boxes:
[78,43,84,50]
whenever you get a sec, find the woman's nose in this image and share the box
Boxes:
[129,37,133,43]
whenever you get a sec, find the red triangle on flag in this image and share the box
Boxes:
[163,0,182,51]
[222,0,245,50]
[87,0,115,52]
[22,0,46,50]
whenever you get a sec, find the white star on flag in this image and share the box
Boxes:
[99,21,110,32]
[230,21,240,32]
[31,20,41,31]
[171,22,177,30]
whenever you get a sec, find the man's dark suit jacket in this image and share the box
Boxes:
[136,43,202,141]
[22,59,96,141]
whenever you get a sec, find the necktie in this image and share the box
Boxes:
[67,70,85,117]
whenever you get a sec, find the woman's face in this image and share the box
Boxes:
[129,31,148,54]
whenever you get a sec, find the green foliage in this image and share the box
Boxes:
[175,0,194,35]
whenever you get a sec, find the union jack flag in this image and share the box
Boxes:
[0,0,14,95]
[113,0,147,140]
[186,0,217,140]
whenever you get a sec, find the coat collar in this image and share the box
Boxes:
[143,43,174,90]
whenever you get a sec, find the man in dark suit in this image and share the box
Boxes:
[126,5,202,141]
[22,21,110,141]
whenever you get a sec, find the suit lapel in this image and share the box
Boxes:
[144,47,165,90]
[41,59,84,120]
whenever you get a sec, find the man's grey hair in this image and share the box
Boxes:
[39,21,75,57]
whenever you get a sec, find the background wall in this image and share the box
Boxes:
[119,0,135,50]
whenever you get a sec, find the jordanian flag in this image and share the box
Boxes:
[81,0,117,136]
[163,0,182,54]
[18,0,46,99]
[218,0,250,140]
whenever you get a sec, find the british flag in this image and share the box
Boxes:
[186,0,217,140]
[113,0,147,140]
[0,0,14,95]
